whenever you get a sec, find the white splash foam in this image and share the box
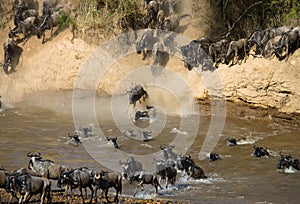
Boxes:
[284,166,298,174]
[171,128,188,136]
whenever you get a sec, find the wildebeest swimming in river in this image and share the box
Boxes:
[127,84,148,107]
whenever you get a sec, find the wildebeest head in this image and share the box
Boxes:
[27,152,42,169]
[227,138,237,146]
[119,156,142,179]
[209,152,221,162]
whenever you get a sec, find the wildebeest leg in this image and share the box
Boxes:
[114,186,120,203]
[88,186,94,204]
[285,45,289,61]
[40,191,46,204]
[133,180,143,196]
[104,189,110,203]
[42,32,46,44]
[79,187,86,204]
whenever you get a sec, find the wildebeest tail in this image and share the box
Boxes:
[118,175,122,194]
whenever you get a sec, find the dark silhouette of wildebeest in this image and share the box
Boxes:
[252,146,270,157]
[93,171,122,203]
[127,84,148,107]
[129,171,162,196]
[274,29,300,61]
[277,153,299,171]
[225,38,250,67]
[68,132,81,144]
[119,156,143,179]
[209,39,229,68]
[58,168,94,204]
[209,152,221,162]
[135,29,157,60]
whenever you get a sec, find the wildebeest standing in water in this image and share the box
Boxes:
[127,84,148,107]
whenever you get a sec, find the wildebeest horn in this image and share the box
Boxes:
[27,152,33,157]
[37,152,41,157]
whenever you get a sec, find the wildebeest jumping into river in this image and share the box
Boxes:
[127,84,148,107]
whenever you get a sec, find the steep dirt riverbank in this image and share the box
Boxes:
[0,0,300,115]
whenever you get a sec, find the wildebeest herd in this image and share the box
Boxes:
[136,1,300,71]
[0,140,298,203]
[2,0,66,74]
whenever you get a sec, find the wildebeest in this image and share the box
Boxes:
[8,16,37,41]
[152,41,165,66]
[68,133,81,144]
[143,0,159,28]
[262,36,281,58]
[277,153,299,171]
[57,168,94,204]
[127,84,148,107]
[274,29,300,61]
[105,136,119,148]
[93,171,122,203]
[252,146,270,157]
[0,169,18,203]
[188,162,207,179]
[159,14,191,32]
[42,0,64,15]
[156,9,165,28]
[129,171,162,196]
[77,124,94,137]
[247,30,265,55]
[3,38,17,74]
[155,159,177,188]
[180,38,212,70]
[36,11,60,44]
[27,152,68,180]
[209,152,221,162]
[160,144,178,162]
[119,156,143,179]
[158,0,176,16]
[7,173,51,204]
[225,38,250,66]
[178,155,207,179]
[134,110,149,121]
[261,26,292,47]
[135,29,157,60]
[208,39,229,68]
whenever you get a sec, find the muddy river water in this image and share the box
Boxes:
[0,91,299,204]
